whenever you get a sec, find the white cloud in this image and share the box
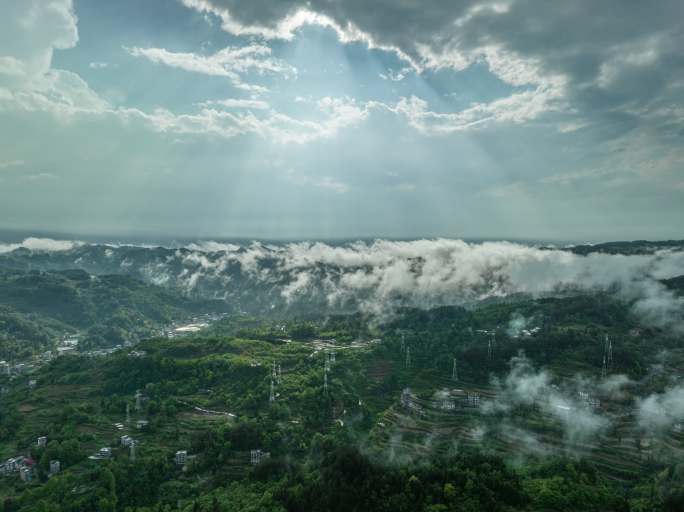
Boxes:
[180,0,684,140]
[200,98,270,110]
[0,237,81,254]
[484,356,610,445]
[637,384,684,432]
[126,44,296,93]
[379,67,412,82]
[89,62,109,69]
[125,238,684,330]
[0,69,110,121]
[377,88,563,135]
[131,95,368,144]
[0,0,78,88]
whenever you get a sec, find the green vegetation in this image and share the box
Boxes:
[1,291,683,511]
[0,269,226,358]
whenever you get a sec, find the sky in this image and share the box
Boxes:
[0,0,682,242]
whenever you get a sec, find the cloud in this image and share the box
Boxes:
[484,355,610,445]
[164,239,682,328]
[0,237,81,254]
[126,44,296,93]
[200,98,270,110]
[0,2,365,146]
[637,384,684,433]
[0,1,110,121]
[89,62,109,69]
[181,0,684,137]
[0,0,78,88]
[376,89,563,134]
[379,67,412,82]
[0,68,110,120]
[0,2,363,146]
[17,238,682,331]
[131,95,368,144]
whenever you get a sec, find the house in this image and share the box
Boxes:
[49,460,60,474]
[37,436,47,448]
[19,467,32,482]
[250,449,270,466]
[136,420,149,430]
[120,435,133,447]
[175,450,187,466]
[99,447,112,458]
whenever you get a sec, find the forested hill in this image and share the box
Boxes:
[566,239,684,255]
[0,292,683,511]
[0,269,226,359]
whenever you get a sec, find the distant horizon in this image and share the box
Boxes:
[1,225,682,249]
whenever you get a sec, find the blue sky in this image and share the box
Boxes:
[0,0,682,241]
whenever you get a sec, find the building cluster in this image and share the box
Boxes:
[164,313,225,338]
[0,456,36,482]
[56,336,79,356]
[0,361,32,379]
[400,388,424,414]
[0,435,58,482]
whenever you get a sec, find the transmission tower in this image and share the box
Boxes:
[487,337,493,361]
[323,371,328,395]
[126,403,130,423]
[405,346,411,369]
[129,441,136,462]
[601,355,607,380]
[135,390,142,412]
[452,358,458,381]
[269,379,275,403]
[607,336,613,367]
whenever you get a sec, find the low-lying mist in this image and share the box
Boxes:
[1,237,683,331]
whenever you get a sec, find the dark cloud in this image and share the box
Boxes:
[191,0,684,132]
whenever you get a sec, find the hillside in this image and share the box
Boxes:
[0,269,227,358]
[0,294,682,511]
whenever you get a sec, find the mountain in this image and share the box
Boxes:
[1,238,683,323]
[566,239,684,255]
[0,268,227,358]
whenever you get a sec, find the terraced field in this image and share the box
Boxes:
[368,375,684,481]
